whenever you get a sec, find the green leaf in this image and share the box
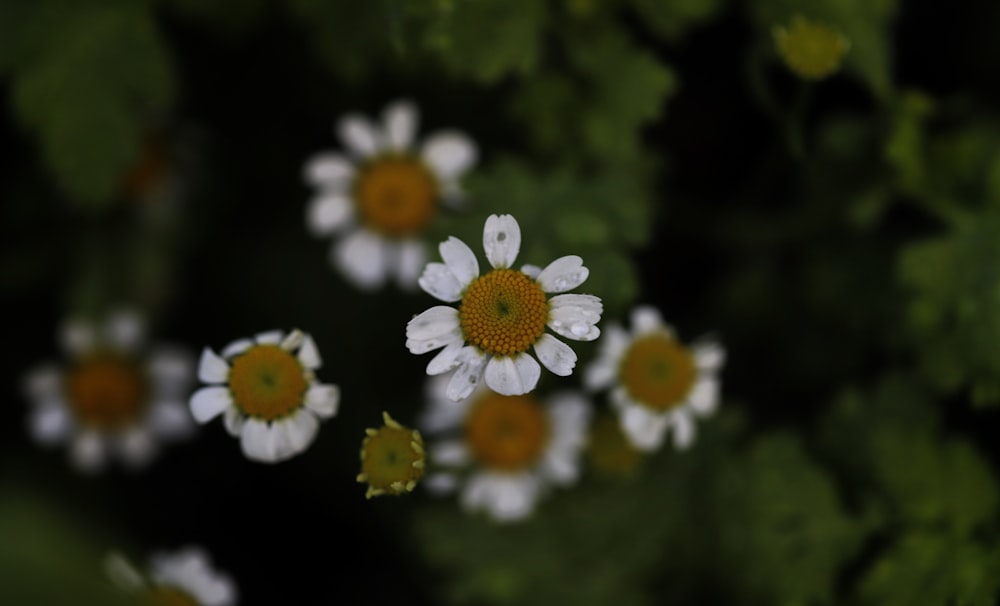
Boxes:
[628,0,727,41]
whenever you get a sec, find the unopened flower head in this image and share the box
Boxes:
[419,375,591,522]
[584,305,724,452]
[22,308,195,473]
[406,213,603,400]
[303,99,478,290]
[357,411,425,499]
[773,15,850,80]
[106,546,236,606]
[189,329,340,463]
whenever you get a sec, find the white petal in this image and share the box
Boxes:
[333,229,389,290]
[118,427,156,468]
[418,393,468,433]
[445,348,488,401]
[670,410,696,450]
[197,348,229,384]
[485,354,541,396]
[541,445,580,484]
[383,99,418,151]
[22,365,63,402]
[254,330,284,345]
[430,440,469,466]
[296,334,322,369]
[337,114,380,158]
[147,401,194,439]
[147,348,194,398]
[619,403,670,452]
[631,305,666,334]
[424,473,458,495]
[533,333,577,377]
[104,553,145,591]
[536,255,589,293]
[482,214,521,269]
[688,376,720,416]
[406,306,461,353]
[426,340,465,375]
[596,324,630,362]
[189,387,232,423]
[105,309,145,352]
[240,418,280,462]
[220,339,252,359]
[29,404,72,445]
[305,384,340,418]
[548,294,603,341]
[395,239,427,291]
[583,359,616,391]
[303,152,354,188]
[462,472,539,522]
[421,131,477,180]
[306,193,353,236]
[280,330,304,351]
[61,319,97,356]
[418,262,464,302]
[694,340,726,372]
[223,408,245,437]
[272,411,320,461]
[71,431,105,473]
[439,236,479,286]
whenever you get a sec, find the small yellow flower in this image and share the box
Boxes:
[357,411,426,499]
[773,15,850,80]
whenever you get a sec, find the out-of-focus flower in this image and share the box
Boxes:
[189,329,339,463]
[357,411,425,499]
[584,305,724,452]
[106,546,236,606]
[419,375,591,523]
[773,15,850,80]
[22,308,195,473]
[406,213,602,400]
[303,99,478,290]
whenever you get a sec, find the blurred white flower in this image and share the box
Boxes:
[419,375,591,523]
[304,99,478,290]
[106,546,236,606]
[584,305,725,452]
[22,308,195,473]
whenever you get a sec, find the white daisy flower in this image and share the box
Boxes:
[584,305,725,452]
[406,213,603,400]
[303,99,478,290]
[189,329,340,463]
[22,309,195,473]
[105,546,237,606]
[419,375,592,523]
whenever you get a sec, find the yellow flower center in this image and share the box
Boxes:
[773,15,850,80]
[228,345,307,420]
[619,333,696,411]
[465,392,549,471]
[146,586,199,606]
[586,413,643,476]
[354,155,438,237]
[459,269,549,356]
[64,353,148,429]
[358,412,425,498]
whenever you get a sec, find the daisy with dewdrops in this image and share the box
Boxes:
[105,546,236,606]
[406,213,602,400]
[22,308,195,473]
[303,99,478,290]
[189,329,340,463]
[584,305,725,452]
[419,375,591,523]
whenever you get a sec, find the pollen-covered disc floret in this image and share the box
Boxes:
[357,411,426,499]
[773,15,850,80]
[303,99,478,290]
[105,546,237,606]
[407,213,603,401]
[418,375,591,523]
[22,308,195,473]
[584,305,725,452]
[189,329,340,463]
